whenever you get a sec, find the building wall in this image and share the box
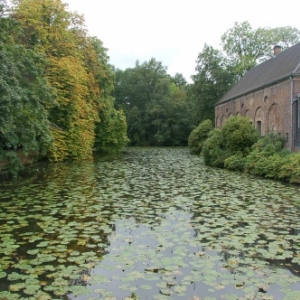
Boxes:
[215,78,300,150]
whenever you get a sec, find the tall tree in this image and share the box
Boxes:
[190,22,300,126]
[12,0,95,160]
[221,21,300,77]
[87,37,129,153]
[11,0,127,161]
[190,45,235,125]
[0,0,54,174]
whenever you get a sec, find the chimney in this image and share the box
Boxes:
[273,45,282,56]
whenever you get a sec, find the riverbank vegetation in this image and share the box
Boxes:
[0,0,128,176]
[1,0,300,176]
[189,116,300,184]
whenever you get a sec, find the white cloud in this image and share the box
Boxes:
[65,0,300,82]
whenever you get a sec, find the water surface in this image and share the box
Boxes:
[0,147,300,299]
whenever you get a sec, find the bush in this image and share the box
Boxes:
[245,133,288,177]
[201,128,225,167]
[200,118,300,184]
[202,116,258,169]
[222,116,259,157]
[224,152,247,171]
[279,153,300,183]
[188,119,213,154]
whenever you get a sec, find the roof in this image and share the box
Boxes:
[216,42,300,106]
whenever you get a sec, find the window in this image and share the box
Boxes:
[257,121,262,136]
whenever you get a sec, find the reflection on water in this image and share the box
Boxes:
[0,147,300,299]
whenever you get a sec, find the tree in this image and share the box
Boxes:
[94,96,129,153]
[190,44,235,125]
[12,0,128,161]
[190,22,300,126]
[221,21,300,78]
[114,59,191,146]
[171,73,187,88]
[0,0,55,174]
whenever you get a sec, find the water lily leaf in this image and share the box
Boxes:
[69,285,91,296]
[140,284,152,290]
[7,272,27,281]
[9,283,26,291]
[283,291,300,300]
[174,285,186,293]
[23,284,40,295]
[153,295,170,300]
[27,249,40,255]
[36,241,50,247]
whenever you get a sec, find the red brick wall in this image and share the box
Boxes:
[215,76,300,151]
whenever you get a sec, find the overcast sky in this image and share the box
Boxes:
[64,0,299,82]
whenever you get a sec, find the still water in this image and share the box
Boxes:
[0,147,300,300]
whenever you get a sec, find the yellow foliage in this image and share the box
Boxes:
[13,0,126,161]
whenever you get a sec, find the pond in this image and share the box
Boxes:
[0,147,300,300]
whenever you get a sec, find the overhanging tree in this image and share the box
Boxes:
[0,0,55,174]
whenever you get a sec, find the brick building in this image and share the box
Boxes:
[215,42,300,151]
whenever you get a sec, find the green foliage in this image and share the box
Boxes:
[94,97,129,153]
[0,0,129,175]
[222,116,259,156]
[244,133,292,180]
[114,59,191,146]
[203,126,300,184]
[202,116,259,169]
[224,152,247,171]
[190,45,235,125]
[188,119,213,154]
[0,3,55,174]
[279,153,300,184]
[201,128,225,168]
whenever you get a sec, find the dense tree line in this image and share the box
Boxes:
[0,0,128,175]
[114,59,193,146]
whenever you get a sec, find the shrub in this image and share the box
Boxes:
[188,119,213,154]
[201,128,225,167]
[279,153,300,183]
[222,116,259,157]
[245,133,288,177]
[202,116,258,169]
[224,152,247,171]
[249,132,285,154]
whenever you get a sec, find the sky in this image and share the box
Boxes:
[64,0,300,82]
